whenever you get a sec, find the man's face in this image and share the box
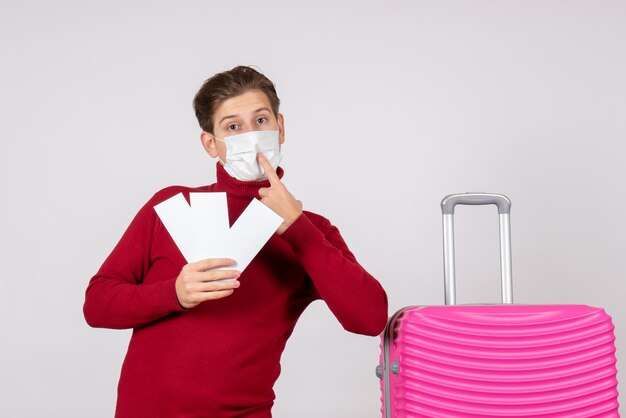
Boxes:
[201,89,285,163]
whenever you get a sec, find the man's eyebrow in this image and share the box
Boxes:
[219,114,237,125]
[218,108,272,125]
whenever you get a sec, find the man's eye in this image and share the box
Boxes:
[227,124,239,131]
[257,117,267,124]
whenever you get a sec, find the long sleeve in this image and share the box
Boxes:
[279,211,388,336]
[83,192,184,329]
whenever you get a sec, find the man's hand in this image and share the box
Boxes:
[257,153,303,235]
[175,258,241,309]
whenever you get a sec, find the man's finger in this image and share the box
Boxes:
[191,258,236,272]
[197,279,240,292]
[200,289,236,301]
[257,153,281,186]
[200,269,241,282]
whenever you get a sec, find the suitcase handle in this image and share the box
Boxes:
[441,193,511,215]
[440,193,513,305]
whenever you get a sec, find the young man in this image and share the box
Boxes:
[84,65,388,418]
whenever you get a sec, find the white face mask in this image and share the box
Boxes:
[214,130,282,181]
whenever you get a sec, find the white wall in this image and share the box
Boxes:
[1,0,624,416]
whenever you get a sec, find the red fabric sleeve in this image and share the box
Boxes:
[279,211,389,336]
[83,192,184,329]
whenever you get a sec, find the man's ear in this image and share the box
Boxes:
[277,113,285,145]
[200,131,218,158]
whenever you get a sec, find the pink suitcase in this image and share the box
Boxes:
[377,193,620,417]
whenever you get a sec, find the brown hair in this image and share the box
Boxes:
[193,65,280,134]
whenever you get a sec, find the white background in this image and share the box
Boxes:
[1,0,624,416]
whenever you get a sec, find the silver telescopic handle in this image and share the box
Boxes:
[441,193,513,306]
